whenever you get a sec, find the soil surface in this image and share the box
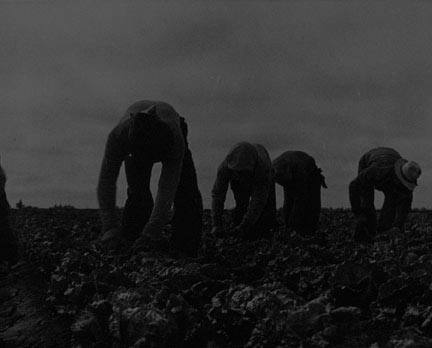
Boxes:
[0,261,71,347]
[2,207,432,347]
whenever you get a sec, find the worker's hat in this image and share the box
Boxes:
[395,159,421,191]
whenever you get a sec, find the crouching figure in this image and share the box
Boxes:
[349,147,421,242]
[211,142,277,240]
[272,151,327,236]
[97,101,203,257]
[0,161,19,265]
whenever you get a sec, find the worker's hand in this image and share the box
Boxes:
[211,226,224,238]
[133,224,167,253]
[99,227,123,250]
[356,213,369,224]
[232,224,250,239]
[142,223,164,240]
[132,234,168,253]
[384,226,401,235]
[132,234,148,253]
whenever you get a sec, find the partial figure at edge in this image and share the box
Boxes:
[0,159,19,265]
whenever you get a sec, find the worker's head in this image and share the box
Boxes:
[128,105,174,161]
[226,142,257,177]
[395,159,421,191]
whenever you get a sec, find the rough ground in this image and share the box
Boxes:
[1,207,432,347]
[0,261,71,347]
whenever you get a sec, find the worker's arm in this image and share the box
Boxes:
[0,164,9,213]
[211,163,230,227]
[97,131,126,232]
[238,178,270,230]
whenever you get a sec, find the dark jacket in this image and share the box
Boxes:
[272,151,326,189]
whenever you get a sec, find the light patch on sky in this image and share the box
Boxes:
[1,1,432,208]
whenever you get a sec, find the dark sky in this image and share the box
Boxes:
[1,1,432,208]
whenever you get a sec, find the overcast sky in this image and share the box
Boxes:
[1,1,432,208]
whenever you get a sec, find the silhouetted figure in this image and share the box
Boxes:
[273,151,327,236]
[0,162,18,265]
[349,147,421,242]
[97,101,203,257]
[211,142,277,240]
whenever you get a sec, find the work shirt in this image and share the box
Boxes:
[211,143,273,228]
[272,151,318,188]
[349,147,413,228]
[97,100,185,233]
